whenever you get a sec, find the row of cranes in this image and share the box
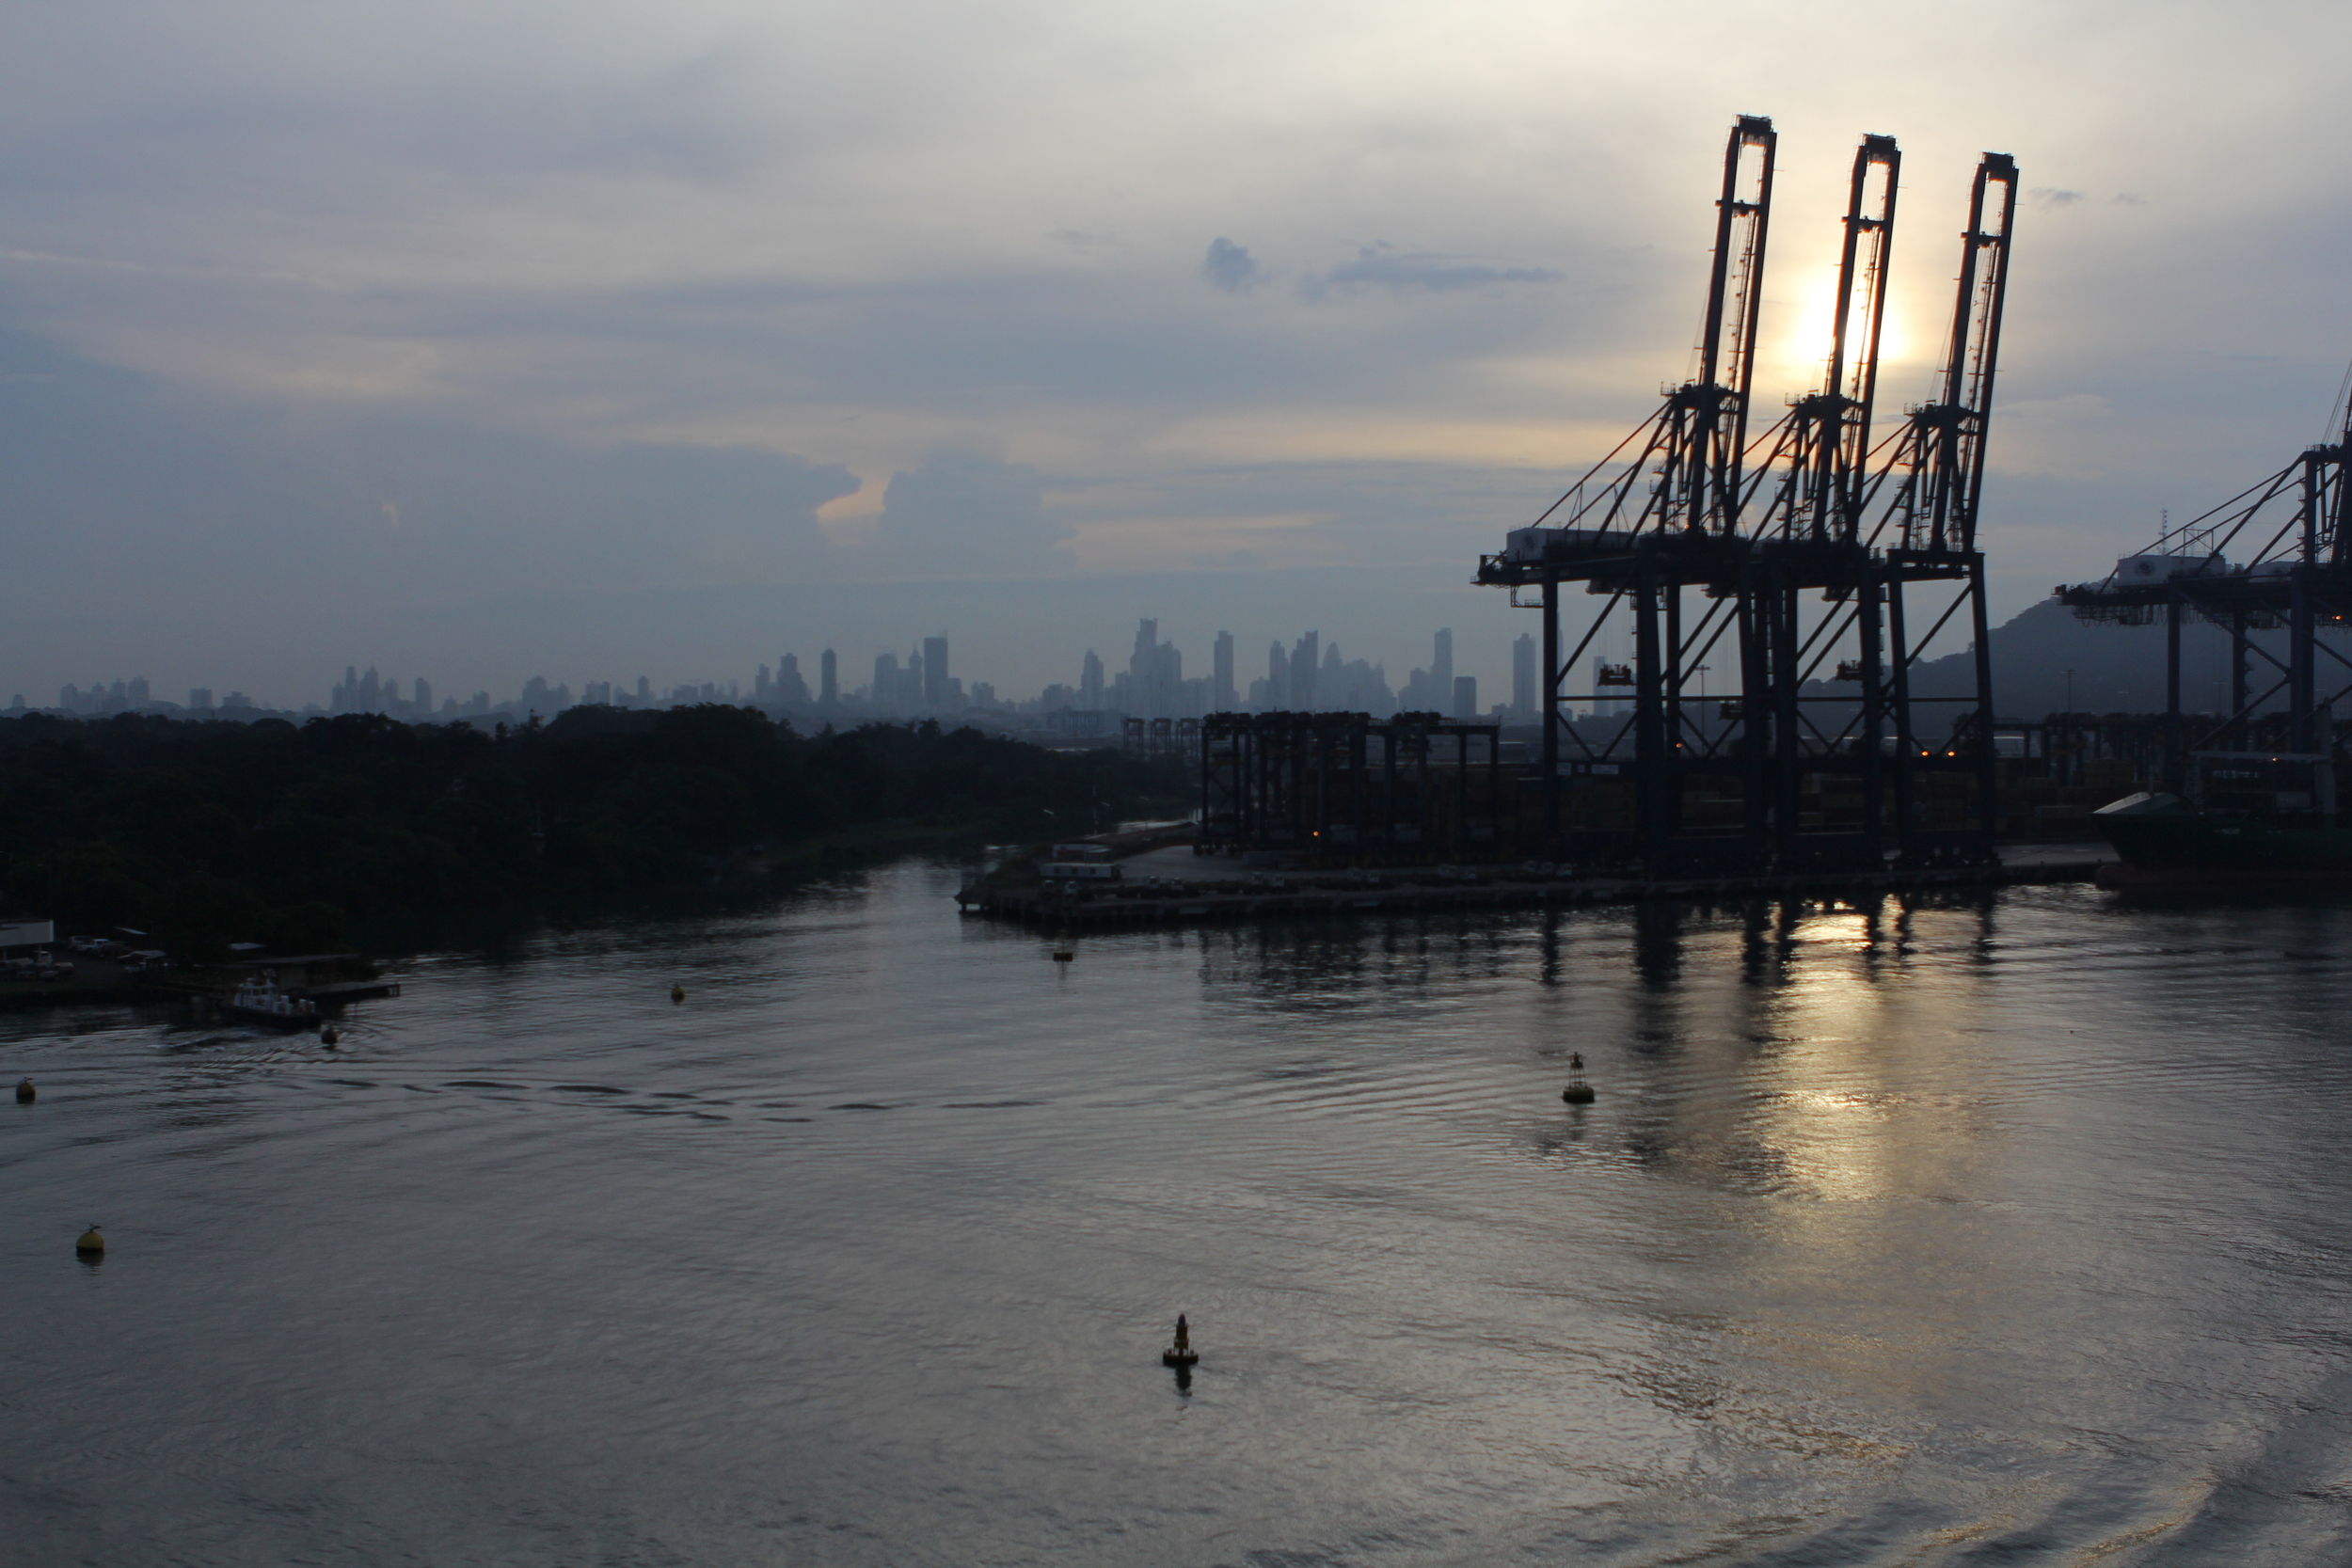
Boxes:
[1479,116,2020,875]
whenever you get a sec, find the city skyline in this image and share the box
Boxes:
[20,620,1539,726]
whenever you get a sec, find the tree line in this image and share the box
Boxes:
[0,706,1187,958]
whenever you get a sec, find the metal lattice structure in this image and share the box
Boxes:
[2058,405,2352,785]
[1198,713,1506,861]
[1477,120,2017,873]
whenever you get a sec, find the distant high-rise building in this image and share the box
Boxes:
[818,651,837,706]
[1080,650,1104,711]
[1123,618,1185,717]
[1593,657,1628,719]
[1290,631,1318,710]
[415,677,432,714]
[1213,630,1235,711]
[1512,633,1536,717]
[188,687,213,710]
[1432,628,1453,694]
[778,653,811,705]
[1266,641,1288,711]
[923,636,950,710]
[1452,674,1477,720]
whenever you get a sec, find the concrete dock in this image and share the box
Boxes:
[956,843,2111,928]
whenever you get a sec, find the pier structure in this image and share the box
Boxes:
[2058,415,2352,809]
[1479,119,2019,875]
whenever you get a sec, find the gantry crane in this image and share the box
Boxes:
[2058,381,2352,810]
[1477,122,2018,873]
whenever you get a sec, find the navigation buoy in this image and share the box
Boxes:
[320,1026,340,1048]
[1162,1313,1199,1368]
[15,1078,32,1103]
[75,1225,103,1256]
[1568,1053,1583,1070]
[671,984,686,1004]
[1562,1078,1596,1104]
[1052,947,1074,963]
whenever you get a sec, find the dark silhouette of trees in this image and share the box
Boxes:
[0,707,1181,956]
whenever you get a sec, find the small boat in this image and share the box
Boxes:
[220,974,319,1031]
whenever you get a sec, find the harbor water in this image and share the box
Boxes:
[8,862,2352,1564]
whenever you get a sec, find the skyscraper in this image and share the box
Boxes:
[1213,630,1235,711]
[818,650,838,706]
[776,655,809,705]
[922,636,949,710]
[1290,631,1318,710]
[1452,674,1477,720]
[1080,650,1104,710]
[1267,641,1288,711]
[1512,632,1536,718]
[1431,628,1453,695]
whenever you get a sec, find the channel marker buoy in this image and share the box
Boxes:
[15,1077,32,1103]
[1161,1313,1199,1368]
[75,1225,103,1256]
[1562,1078,1596,1105]
[671,984,686,1004]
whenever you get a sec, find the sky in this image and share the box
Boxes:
[6,0,2351,707]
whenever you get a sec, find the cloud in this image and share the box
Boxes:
[1201,237,1260,293]
[854,449,1071,577]
[1303,245,1564,299]
[2030,187,2086,209]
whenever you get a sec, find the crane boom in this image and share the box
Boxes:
[1901,151,2018,552]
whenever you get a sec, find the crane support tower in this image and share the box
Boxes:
[1478,121,2018,874]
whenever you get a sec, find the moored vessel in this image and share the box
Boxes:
[220,973,320,1030]
[2093,754,2352,889]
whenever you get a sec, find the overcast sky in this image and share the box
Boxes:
[5,0,2348,705]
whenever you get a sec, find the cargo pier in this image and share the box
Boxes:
[956,844,2105,930]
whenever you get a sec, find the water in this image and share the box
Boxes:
[8,865,2352,1565]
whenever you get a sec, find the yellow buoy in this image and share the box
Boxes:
[75,1225,103,1255]
[671,984,686,1004]
[15,1077,32,1103]
[320,1026,340,1047]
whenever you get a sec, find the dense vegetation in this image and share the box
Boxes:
[0,707,1186,958]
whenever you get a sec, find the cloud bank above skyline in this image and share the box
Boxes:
[5,0,2350,703]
